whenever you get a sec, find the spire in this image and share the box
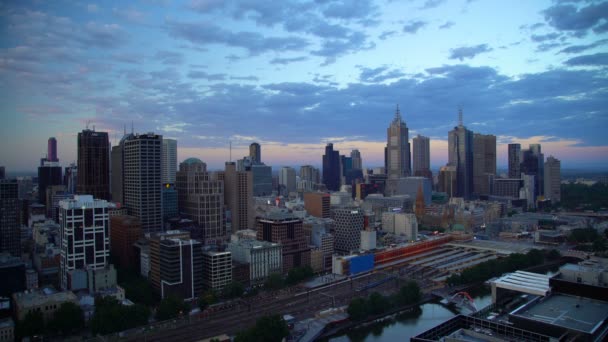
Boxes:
[395,104,402,122]
[458,106,463,127]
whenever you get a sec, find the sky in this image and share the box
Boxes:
[1,0,608,173]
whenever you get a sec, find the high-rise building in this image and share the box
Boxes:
[508,144,521,178]
[176,158,226,244]
[227,238,282,286]
[161,139,177,185]
[47,137,58,162]
[544,156,561,204]
[0,180,20,256]
[37,163,62,206]
[77,129,110,201]
[59,195,110,290]
[220,162,253,231]
[492,179,523,198]
[251,164,272,196]
[473,133,496,196]
[123,133,162,233]
[448,109,474,198]
[332,208,364,254]
[109,215,142,270]
[0,166,5,180]
[520,174,535,209]
[110,143,124,203]
[322,143,341,191]
[162,184,178,221]
[438,164,457,197]
[304,192,330,218]
[351,150,362,170]
[279,167,296,194]
[386,105,411,179]
[257,210,310,274]
[202,250,232,292]
[412,135,431,179]
[63,163,77,194]
[531,144,545,196]
[249,142,261,164]
[149,232,203,300]
[521,145,544,198]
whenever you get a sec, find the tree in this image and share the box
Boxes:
[367,292,390,315]
[16,310,44,340]
[264,273,285,290]
[546,249,562,261]
[399,281,421,305]
[198,290,217,310]
[48,302,84,335]
[286,266,314,285]
[235,315,289,342]
[223,281,245,299]
[347,298,368,321]
[91,296,150,335]
[155,295,189,321]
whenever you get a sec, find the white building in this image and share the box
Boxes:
[202,251,232,292]
[227,238,282,285]
[162,139,177,184]
[520,174,535,209]
[360,230,376,251]
[382,212,418,240]
[59,195,110,290]
[279,167,297,194]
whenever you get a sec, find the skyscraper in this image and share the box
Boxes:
[472,133,496,196]
[386,105,411,179]
[0,180,20,256]
[176,158,226,244]
[279,167,296,194]
[59,195,110,290]
[332,208,364,254]
[123,133,162,233]
[299,165,320,191]
[220,162,254,231]
[77,129,110,201]
[249,142,261,164]
[521,145,544,198]
[161,139,177,185]
[448,109,474,198]
[350,150,362,170]
[38,162,62,206]
[47,137,58,162]
[257,210,310,274]
[322,143,340,191]
[508,143,521,179]
[544,156,561,204]
[412,135,431,178]
[110,142,124,203]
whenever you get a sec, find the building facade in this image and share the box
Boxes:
[249,142,261,164]
[161,139,177,185]
[0,180,20,256]
[332,208,364,254]
[544,156,561,204]
[77,129,110,200]
[279,167,297,194]
[228,239,282,286]
[412,135,431,178]
[202,251,232,292]
[109,215,142,270]
[386,106,411,179]
[257,210,310,274]
[472,133,496,196]
[322,143,341,191]
[219,162,254,231]
[304,192,330,219]
[448,111,474,199]
[508,143,521,179]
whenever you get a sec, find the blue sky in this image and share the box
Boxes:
[1,0,608,172]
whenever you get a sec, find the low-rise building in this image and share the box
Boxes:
[227,238,282,286]
[0,318,14,342]
[12,288,78,322]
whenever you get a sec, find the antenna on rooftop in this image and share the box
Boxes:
[458,106,463,126]
[131,121,134,135]
[229,141,232,162]
[86,120,91,130]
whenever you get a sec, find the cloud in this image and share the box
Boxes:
[403,21,426,33]
[269,56,308,65]
[187,71,226,80]
[322,0,378,20]
[420,0,446,10]
[559,39,608,54]
[439,21,454,30]
[359,66,406,83]
[543,2,608,35]
[112,7,147,24]
[379,30,397,40]
[154,50,184,65]
[564,53,608,66]
[166,20,309,55]
[312,32,374,65]
[448,44,492,61]
[530,32,561,42]
[230,75,259,81]
[87,4,99,13]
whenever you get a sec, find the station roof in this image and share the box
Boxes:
[491,271,552,297]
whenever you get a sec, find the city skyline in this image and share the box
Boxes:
[2,0,608,171]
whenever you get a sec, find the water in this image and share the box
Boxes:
[327,286,493,342]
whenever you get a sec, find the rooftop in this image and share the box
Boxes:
[491,271,552,297]
[0,318,14,329]
[13,288,77,308]
[511,294,608,334]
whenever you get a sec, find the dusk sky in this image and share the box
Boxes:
[1,0,608,172]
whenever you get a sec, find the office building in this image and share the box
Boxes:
[63,163,77,194]
[351,149,362,170]
[386,105,411,179]
[279,166,296,194]
[389,176,432,205]
[47,137,58,162]
[38,162,62,206]
[252,164,272,196]
[299,165,320,191]
[202,250,232,292]
[304,192,330,219]
[473,133,496,196]
[0,253,25,297]
[521,145,544,198]
[0,180,20,256]
[492,178,523,198]
[110,142,124,203]
[544,156,561,204]
[257,210,310,274]
[508,143,521,178]
[382,212,418,240]
[249,142,261,164]
[219,162,254,231]
[322,143,341,191]
[12,288,78,322]
[59,195,110,290]
[77,129,110,200]
[0,319,14,342]
[176,158,226,244]
[123,133,162,233]
[162,184,178,221]
[227,238,282,286]
[109,215,142,270]
[448,109,474,198]
[0,167,4,180]
[520,174,535,209]
[412,135,431,178]
[332,208,364,254]
[162,139,177,184]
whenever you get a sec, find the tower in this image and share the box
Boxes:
[249,143,261,164]
[508,144,521,178]
[161,139,177,185]
[322,143,340,191]
[448,109,474,198]
[77,129,110,200]
[220,162,254,231]
[412,135,431,178]
[386,105,411,179]
[350,149,362,170]
[473,133,496,196]
[47,137,58,162]
[544,156,561,204]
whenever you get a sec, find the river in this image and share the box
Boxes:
[326,286,493,342]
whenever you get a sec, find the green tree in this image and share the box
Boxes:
[399,281,422,305]
[286,266,314,285]
[223,281,245,299]
[235,315,289,342]
[264,273,285,290]
[48,302,84,335]
[91,296,150,335]
[155,295,189,321]
[16,310,44,339]
[198,290,217,310]
[347,298,368,321]
[593,238,607,252]
[117,266,158,306]
[367,292,390,315]
[546,249,562,261]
